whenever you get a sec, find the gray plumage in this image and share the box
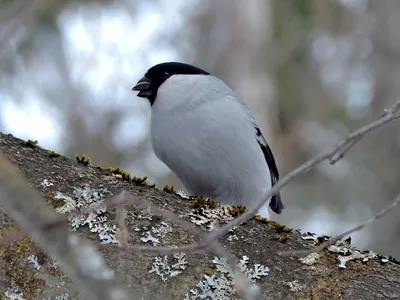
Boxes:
[132,62,284,217]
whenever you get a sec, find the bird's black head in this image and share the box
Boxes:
[132,62,210,105]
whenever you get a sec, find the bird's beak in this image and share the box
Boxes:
[132,76,153,98]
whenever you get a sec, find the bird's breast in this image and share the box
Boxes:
[150,98,271,205]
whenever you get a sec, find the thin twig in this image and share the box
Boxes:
[202,101,400,246]
[329,135,362,164]
[279,192,400,256]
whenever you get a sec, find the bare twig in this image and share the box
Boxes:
[201,101,400,246]
[329,135,362,164]
[279,192,400,256]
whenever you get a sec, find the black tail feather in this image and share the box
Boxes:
[269,193,285,214]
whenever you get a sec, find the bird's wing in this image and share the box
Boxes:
[254,126,285,214]
[213,93,285,214]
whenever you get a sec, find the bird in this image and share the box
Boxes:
[132,62,284,218]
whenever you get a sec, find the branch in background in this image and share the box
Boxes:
[279,192,400,256]
[329,135,362,164]
[329,109,400,164]
[0,154,134,300]
[201,101,400,248]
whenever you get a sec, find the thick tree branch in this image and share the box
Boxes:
[0,131,399,299]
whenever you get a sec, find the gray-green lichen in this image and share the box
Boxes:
[183,256,269,300]
[54,187,118,244]
[149,253,188,282]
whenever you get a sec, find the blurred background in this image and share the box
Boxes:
[0,0,399,258]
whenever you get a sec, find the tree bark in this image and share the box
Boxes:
[0,132,399,300]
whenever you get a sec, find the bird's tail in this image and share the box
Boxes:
[269,193,285,214]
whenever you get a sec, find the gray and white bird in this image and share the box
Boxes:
[132,62,284,218]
